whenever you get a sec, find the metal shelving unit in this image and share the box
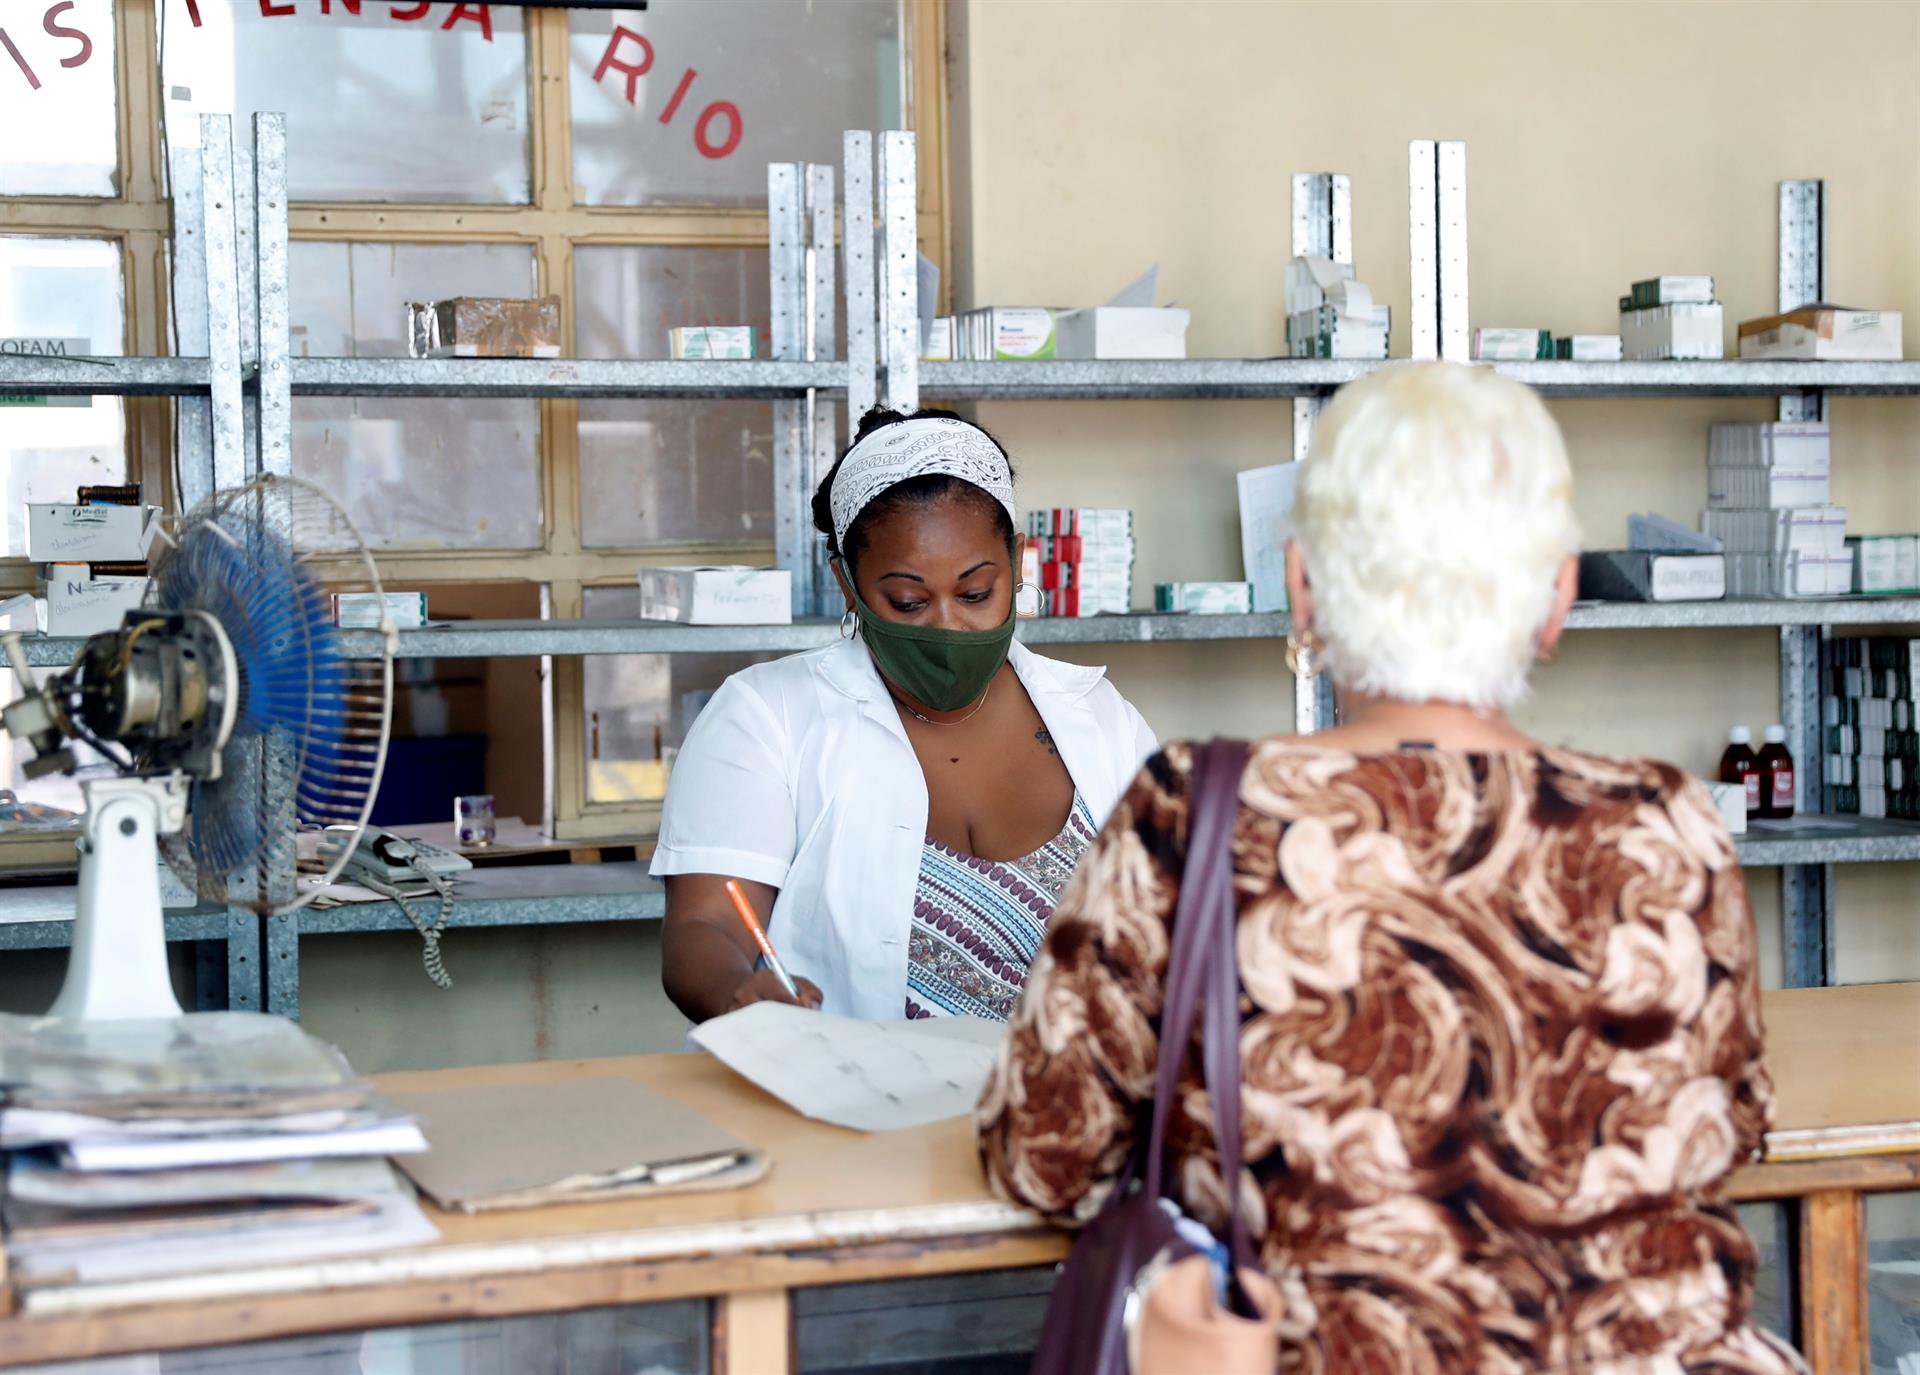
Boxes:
[917,358,1920,401]
[1,125,1916,1010]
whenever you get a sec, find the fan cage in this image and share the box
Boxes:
[146,474,395,916]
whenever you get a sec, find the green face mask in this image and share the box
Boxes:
[843,575,1016,713]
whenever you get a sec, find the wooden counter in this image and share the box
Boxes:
[1,982,1917,1372]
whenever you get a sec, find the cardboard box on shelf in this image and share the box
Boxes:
[1555,335,1624,361]
[1737,305,1902,360]
[667,327,755,360]
[1055,307,1190,360]
[954,307,1057,361]
[1629,276,1714,307]
[637,567,792,626]
[1471,328,1553,361]
[1155,582,1253,614]
[407,297,561,359]
[332,592,430,630]
[1578,551,1725,603]
[25,504,162,563]
[1620,301,1723,360]
[39,567,147,637]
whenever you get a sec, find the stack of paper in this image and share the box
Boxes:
[0,1011,436,1293]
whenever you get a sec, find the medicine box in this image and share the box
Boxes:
[1629,276,1714,307]
[1555,335,1623,361]
[1702,779,1748,834]
[955,307,1057,361]
[1471,328,1552,361]
[920,317,955,362]
[25,503,162,563]
[668,327,755,360]
[1738,306,1902,361]
[637,567,792,626]
[1287,304,1390,360]
[1578,551,1725,603]
[1708,422,1829,472]
[408,297,561,359]
[1850,535,1920,595]
[1155,582,1253,615]
[1706,467,1830,509]
[331,592,429,629]
[39,567,147,637]
[1054,307,1190,361]
[1620,302,1723,361]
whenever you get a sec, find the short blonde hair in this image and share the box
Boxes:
[1294,361,1578,710]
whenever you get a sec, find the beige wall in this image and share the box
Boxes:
[957,0,1920,990]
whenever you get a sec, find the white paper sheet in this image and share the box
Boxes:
[63,1118,427,1172]
[1237,462,1299,615]
[689,1003,1005,1132]
[1103,264,1160,309]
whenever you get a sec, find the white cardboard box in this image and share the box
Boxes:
[40,568,147,636]
[1703,780,1748,834]
[1620,302,1723,360]
[637,567,792,626]
[1738,307,1903,361]
[1054,307,1190,360]
[26,504,161,563]
[332,592,429,629]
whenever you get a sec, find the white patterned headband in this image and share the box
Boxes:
[829,416,1016,552]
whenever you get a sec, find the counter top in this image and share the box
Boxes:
[2,981,1918,1364]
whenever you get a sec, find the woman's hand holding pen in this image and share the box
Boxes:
[723,968,824,1012]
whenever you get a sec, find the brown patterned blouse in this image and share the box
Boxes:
[977,742,1807,1374]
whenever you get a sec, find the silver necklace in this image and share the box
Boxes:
[890,681,991,727]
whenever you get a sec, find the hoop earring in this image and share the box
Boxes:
[1014,580,1041,621]
[839,607,859,640]
[1285,627,1322,678]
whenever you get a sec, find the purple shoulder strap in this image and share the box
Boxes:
[1142,738,1254,1272]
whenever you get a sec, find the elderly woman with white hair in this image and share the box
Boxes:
[978,362,1802,1373]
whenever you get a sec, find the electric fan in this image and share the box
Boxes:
[0,475,395,1019]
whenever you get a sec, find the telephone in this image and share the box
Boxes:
[335,827,472,889]
[321,827,471,990]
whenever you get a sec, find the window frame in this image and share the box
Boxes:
[0,0,951,841]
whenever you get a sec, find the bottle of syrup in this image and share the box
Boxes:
[1720,726,1760,819]
[1758,725,1797,820]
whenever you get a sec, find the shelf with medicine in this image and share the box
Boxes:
[12,598,1920,667]
[917,358,1920,401]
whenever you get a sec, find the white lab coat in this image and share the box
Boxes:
[650,638,1158,1020]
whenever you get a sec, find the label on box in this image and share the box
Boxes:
[0,338,92,408]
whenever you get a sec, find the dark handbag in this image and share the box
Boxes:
[1029,739,1282,1375]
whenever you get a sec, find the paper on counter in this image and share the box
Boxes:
[690,1003,1005,1132]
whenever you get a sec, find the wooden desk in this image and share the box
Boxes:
[1,983,1918,1372]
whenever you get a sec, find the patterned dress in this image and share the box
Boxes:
[906,794,1098,1022]
[977,743,1808,1374]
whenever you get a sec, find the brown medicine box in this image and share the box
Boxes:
[408,297,562,359]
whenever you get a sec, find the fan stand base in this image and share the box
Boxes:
[50,776,188,1021]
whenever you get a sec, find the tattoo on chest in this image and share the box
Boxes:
[1036,729,1059,757]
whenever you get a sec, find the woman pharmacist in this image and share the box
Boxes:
[653,409,1157,1024]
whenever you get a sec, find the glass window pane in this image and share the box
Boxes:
[581,586,771,806]
[0,0,117,196]
[289,240,541,551]
[1869,1191,1920,1372]
[25,1299,710,1373]
[795,1267,1056,1374]
[569,1,902,207]
[1737,1201,1796,1349]
[574,246,774,548]
[161,0,530,204]
[0,237,126,559]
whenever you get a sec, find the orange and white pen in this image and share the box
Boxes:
[724,880,801,1002]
